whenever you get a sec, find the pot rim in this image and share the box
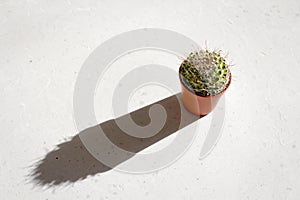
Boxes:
[179,69,232,98]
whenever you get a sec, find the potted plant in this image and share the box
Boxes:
[179,49,232,116]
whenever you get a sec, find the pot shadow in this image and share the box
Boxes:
[30,93,203,186]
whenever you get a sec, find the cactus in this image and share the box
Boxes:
[179,49,231,96]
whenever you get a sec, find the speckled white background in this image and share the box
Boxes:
[1,0,300,199]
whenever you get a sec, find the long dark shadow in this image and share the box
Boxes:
[31,93,202,186]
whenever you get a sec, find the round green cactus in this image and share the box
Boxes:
[179,49,231,96]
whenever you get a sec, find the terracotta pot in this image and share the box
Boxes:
[179,72,231,116]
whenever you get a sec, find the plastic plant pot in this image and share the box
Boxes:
[179,72,231,116]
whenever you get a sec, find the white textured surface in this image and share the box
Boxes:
[1,0,300,199]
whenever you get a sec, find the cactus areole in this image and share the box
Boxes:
[179,50,231,97]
